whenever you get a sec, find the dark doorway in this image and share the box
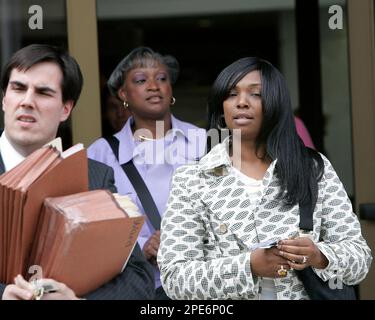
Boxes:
[97,12,280,128]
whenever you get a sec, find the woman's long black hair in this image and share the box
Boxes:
[207,57,324,207]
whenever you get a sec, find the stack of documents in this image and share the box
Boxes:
[29,190,144,296]
[0,145,88,283]
[0,143,143,295]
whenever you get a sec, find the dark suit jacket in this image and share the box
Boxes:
[0,154,154,300]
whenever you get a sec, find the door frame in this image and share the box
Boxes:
[347,0,375,299]
[66,0,102,147]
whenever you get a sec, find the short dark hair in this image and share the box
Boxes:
[207,57,324,207]
[108,46,179,98]
[1,44,83,106]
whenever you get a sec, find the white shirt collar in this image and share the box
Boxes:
[0,131,26,171]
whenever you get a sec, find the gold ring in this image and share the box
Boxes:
[277,265,288,277]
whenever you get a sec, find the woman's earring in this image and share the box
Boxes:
[171,97,176,106]
[123,101,129,109]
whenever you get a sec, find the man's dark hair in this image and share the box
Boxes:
[1,44,83,106]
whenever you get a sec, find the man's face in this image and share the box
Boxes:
[2,62,73,155]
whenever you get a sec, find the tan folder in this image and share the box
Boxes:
[0,145,88,283]
[0,147,61,282]
[29,190,144,296]
[0,144,142,296]
[19,148,88,279]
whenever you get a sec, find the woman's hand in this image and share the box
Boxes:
[143,230,160,265]
[277,237,329,270]
[250,247,291,278]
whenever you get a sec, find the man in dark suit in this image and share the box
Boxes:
[0,44,154,299]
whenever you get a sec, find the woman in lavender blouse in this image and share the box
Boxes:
[88,47,206,299]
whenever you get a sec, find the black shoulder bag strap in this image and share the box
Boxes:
[104,136,161,230]
[297,194,356,300]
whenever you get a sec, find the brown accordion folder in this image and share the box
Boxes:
[0,145,88,283]
[29,190,144,296]
[0,144,143,295]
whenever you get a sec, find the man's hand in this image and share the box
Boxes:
[2,275,34,300]
[143,230,160,265]
[37,278,80,300]
[2,275,80,300]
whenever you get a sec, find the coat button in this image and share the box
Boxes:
[219,224,228,234]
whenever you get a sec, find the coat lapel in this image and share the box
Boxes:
[0,129,5,174]
[0,153,5,174]
[198,142,257,246]
[198,141,279,249]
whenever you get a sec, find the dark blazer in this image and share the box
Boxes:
[0,154,154,300]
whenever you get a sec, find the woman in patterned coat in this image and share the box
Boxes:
[158,57,372,300]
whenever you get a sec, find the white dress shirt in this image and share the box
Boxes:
[0,131,26,171]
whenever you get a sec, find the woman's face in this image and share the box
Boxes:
[223,70,263,141]
[118,62,172,121]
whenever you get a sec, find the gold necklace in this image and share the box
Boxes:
[137,135,156,142]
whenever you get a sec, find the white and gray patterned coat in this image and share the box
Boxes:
[158,141,372,300]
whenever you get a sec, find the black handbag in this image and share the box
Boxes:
[295,199,357,300]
